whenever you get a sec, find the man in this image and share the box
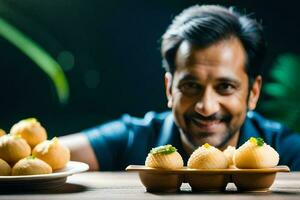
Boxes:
[60,5,300,171]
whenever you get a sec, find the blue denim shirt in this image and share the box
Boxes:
[84,111,300,171]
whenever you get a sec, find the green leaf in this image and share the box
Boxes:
[0,17,69,104]
[263,83,287,97]
[259,53,300,132]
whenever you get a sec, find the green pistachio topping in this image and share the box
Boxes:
[150,144,177,155]
[14,134,22,139]
[26,155,36,160]
[256,137,265,146]
[5,134,21,139]
[249,137,265,146]
[51,137,58,143]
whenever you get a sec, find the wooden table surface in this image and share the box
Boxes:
[0,172,299,200]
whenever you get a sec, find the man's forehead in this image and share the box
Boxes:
[174,38,247,72]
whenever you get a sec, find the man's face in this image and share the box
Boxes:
[165,37,261,150]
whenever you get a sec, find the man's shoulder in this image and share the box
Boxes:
[240,111,289,146]
[119,111,171,128]
[246,111,285,133]
[83,111,172,138]
[82,111,173,170]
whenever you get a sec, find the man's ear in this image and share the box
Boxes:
[164,72,173,108]
[248,75,262,110]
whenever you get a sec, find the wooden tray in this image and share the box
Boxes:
[126,165,290,192]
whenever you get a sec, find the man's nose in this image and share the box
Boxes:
[194,88,220,117]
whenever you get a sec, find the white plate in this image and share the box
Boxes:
[0,161,89,190]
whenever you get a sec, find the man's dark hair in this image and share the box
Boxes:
[161,5,266,82]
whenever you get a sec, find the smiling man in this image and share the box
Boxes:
[60,5,300,171]
[166,37,261,155]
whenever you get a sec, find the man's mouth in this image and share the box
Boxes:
[191,118,223,130]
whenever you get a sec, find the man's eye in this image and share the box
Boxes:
[179,82,201,95]
[217,83,235,94]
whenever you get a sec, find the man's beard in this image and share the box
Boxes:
[181,112,239,149]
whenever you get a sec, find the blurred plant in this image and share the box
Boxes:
[259,54,300,132]
[0,17,69,104]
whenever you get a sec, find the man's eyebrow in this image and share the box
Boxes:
[217,77,241,85]
[179,74,198,81]
[178,74,242,85]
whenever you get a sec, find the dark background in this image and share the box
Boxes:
[0,0,299,138]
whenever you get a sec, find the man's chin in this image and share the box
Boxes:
[187,133,229,148]
[189,121,227,136]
